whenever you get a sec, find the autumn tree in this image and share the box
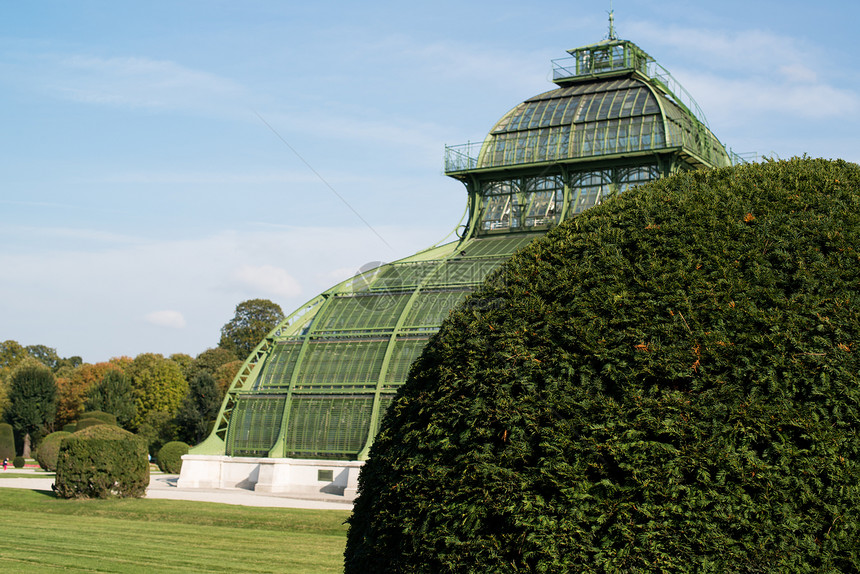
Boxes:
[187,347,237,382]
[5,360,57,457]
[213,360,242,398]
[55,361,128,427]
[218,299,284,360]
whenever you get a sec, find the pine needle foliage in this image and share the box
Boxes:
[54,424,149,499]
[345,158,860,573]
[34,430,72,471]
[157,440,189,473]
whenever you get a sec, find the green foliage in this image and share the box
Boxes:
[5,361,57,444]
[0,422,14,460]
[84,370,136,427]
[218,298,285,360]
[34,431,72,471]
[187,347,238,383]
[79,410,117,426]
[0,340,27,371]
[75,417,107,431]
[12,456,24,469]
[175,372,221,445]
[62,423,76,433]
[128,353,187,431]
[157,440,190,473]
[24,344,61,371]
[136,410,177,456]
[346,159,860,572]
[0,341,80,374]
[54,424,149,499]
[169,353,194,379]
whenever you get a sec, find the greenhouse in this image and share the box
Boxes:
[178,31,739,498]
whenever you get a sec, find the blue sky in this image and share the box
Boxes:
[2,1,858,363]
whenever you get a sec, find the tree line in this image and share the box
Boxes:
[0,299,285,457]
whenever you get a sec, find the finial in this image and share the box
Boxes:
[607,1,617,40]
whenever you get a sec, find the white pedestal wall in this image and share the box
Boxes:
[177,455,363,501]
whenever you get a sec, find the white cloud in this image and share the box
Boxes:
[232,264,302,299]
[680,72,860,124]
[58,55,246,109]
[145,310,187,329]
[622,21,860,126]
[6,53,250,116]
[1,225,437,362]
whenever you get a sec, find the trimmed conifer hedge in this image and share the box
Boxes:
[79,410,118,426]
[0,423,14,460]
[156,441,189,474]
[34,431,72,471]
[345,158,860,572]
[74,417,107,431]
[54,425,149,499]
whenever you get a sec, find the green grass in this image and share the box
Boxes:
[0,472,53,478]
[0,488,350,573]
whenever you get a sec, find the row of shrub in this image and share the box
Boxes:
[1,412,189,498]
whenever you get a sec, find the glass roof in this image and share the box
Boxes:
[197,35,741,465]
[445,40,734,174]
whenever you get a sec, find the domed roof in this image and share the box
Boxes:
[446,39,733,175]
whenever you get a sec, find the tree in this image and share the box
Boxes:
[5,360,57,457]
[346,159,860,572]
[127,353,187,431]
[218,299,285,360]
[84,370,137,428]
[0,377,9,422]
[213,360,242,398]
[0,340,27,371]
[175,372,221,445]
[169,353,194,379]
[0,341,80,374]
[55,361,128,427]
[187,347,238,383]
[24,345,61,371]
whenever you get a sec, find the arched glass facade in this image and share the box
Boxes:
[192,37,738,461]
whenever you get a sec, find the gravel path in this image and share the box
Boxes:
[0,468,353,510]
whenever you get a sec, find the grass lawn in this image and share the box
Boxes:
[0,488,350,573]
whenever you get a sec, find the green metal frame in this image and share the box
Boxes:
[192,35,740,461]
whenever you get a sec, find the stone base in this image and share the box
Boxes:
[177,455,363,501]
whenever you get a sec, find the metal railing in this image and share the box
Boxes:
[550,55,712,130]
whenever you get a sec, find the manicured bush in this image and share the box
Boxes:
[346,158,860,572]
[34,431,72,471]
[74,417,107,431]
[156,441,190,474]
[54,424,149,499]
[12,456,25,469]
[79,410,117,426]
[62,424,77,433]
[0,423,14,460]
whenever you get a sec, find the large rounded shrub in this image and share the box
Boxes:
[74,417,107,431]
[34,431,72,471]
[156,441,189,474]
[346,158,860,572]
[79,411,118,426]
[54,424,149,499]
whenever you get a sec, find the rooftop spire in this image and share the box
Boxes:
[607,1,617,40]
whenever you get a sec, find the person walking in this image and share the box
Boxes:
[2,458,7,471]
